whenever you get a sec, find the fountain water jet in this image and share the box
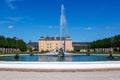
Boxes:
[58,4,66,57]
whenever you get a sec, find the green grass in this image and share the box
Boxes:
[0,51,120,55]
[0,51,49,55]
[69,51,120,54]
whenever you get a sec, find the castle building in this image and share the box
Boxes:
[38,36,73,52]
[27,40,38,51]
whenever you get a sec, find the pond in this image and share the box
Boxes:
[0,54,120,62]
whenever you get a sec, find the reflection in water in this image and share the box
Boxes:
[14,54,19,61]
[86,53,90,56]
[107,53,114,60]
[0,54,120,62]
[0,56,4,60]
[30,53,34,56]
[39,56,59,62]
[58,56,65,61]
[39,55,72,62]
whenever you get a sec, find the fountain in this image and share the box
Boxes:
[58,48,64,57]
[58,4,66,57]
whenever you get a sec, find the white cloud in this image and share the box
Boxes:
[5,0,16,9]
[8,25,14,29]
[84,27,93,30]
[0,17,22,25]
[5,0,24,10]
[48,26,59,29]
[0,21,12,25]
[0,16,34,26]
[5,17,23,22]
[48,26,53,29]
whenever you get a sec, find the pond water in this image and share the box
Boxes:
[0,54,120,62]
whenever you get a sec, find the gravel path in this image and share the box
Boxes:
[0,71,120,80]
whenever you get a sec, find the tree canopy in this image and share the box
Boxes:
[0,35,27,51]
[89,34,120,49]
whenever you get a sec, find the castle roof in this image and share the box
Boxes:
[39,36,72,40]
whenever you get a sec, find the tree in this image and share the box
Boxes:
[89,34,120,52]
[0,35,27,52]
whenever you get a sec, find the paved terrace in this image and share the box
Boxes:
[0,71,120,80]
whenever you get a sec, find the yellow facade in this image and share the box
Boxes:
[38,37,73,52]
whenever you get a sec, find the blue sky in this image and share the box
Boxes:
[0,0,120,43]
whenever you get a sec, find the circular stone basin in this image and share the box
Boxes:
[0,54,120,71]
